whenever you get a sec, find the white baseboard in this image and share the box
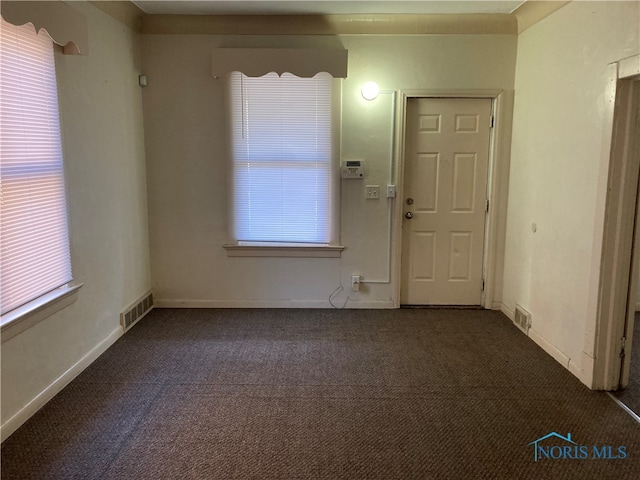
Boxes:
[501,302,515,321]
[528,327,571,370]
[570,354,592,389]
[528,326,591,388]
[0,326,122,442]
[154,299,395,309]
[500,303,591,388]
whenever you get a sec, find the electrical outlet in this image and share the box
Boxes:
[351,275,361,291]
[386,185,396,198]
[365,185,380,199]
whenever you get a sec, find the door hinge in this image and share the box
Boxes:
[485,199,490,213]
[490,115,495,128]
[619,337,626,358]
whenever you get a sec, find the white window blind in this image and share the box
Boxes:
[230,71,333,244]
[0,19,72,315]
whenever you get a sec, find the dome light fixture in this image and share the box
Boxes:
[361,81,379,100]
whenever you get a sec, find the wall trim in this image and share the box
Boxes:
[512,0,571,34]
[501,302,592,388]
[528,327,591,388]
[501,302,515,320]
[528,327,571,371]
[223,244,344,258]
[88,1,571,37]
[154,299,395,309]
[0,326,122,442]
[89,1,144,32]
[1,283,83,344]
[141,13,517,35]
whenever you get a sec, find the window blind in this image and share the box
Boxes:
[230,72,333,244]
[0,19,72,315]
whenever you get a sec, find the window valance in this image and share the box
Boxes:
[211,48,348,78]
[1,0,88,55]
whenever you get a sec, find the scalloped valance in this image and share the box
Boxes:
[211,48,348,78]
[1,0,88,55]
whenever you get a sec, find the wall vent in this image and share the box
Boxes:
[514,304,532,334]
[120,291,153,332]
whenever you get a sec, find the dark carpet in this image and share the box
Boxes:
[614,313,640,416]
[2,308,639,479]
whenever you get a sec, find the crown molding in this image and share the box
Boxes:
[140,13,517,35]
[89,0,144,32]
[512,0,571,33]
[88,0,572,36]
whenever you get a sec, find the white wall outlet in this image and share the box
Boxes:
[365,185,380,199]
[351,275,361,291]
[386,185,396,198]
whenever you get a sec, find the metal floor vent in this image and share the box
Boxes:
[120,292,154,332]
[514,304,532,334]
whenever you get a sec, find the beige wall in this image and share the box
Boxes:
[141,33,517,308]
[2,0,638,440]
[1,2,150,435]
[503,1,640,386]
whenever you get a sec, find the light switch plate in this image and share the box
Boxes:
[365,185,380,199]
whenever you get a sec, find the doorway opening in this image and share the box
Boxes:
[591,55,640,406]
[610,77,640,416]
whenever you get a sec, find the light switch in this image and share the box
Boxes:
[365,185,380,199]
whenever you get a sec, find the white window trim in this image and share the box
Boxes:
[1,18,78,338]
[226,75,342,253]
[223,244,343,258]
[1,283,83,343]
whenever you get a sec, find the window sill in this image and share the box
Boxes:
[1,283,84,343]
[223,244,344,258]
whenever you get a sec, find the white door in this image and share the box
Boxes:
[401,98,492,305]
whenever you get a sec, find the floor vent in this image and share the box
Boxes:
[514,304,532,334]
[120,291,154,332]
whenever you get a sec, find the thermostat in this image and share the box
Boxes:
[341,160,364,179]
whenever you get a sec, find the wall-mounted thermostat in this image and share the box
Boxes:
[341,160,364,179]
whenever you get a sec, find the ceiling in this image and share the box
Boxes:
[131,1,526,16]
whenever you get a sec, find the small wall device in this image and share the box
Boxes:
[341,160,364,179]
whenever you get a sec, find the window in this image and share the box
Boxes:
[0,19,73,317]
[229,71,335,245]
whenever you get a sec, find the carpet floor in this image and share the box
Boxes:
[2,308,639,479]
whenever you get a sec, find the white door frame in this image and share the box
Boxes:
[590,54,640,390]
[393,90,510,309]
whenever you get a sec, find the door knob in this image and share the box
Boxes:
[405,212,413,219]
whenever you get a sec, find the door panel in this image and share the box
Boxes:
[452,153,477,212]
[449,232,472,280]
[401,98,492,305]
[411,232,436,280]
